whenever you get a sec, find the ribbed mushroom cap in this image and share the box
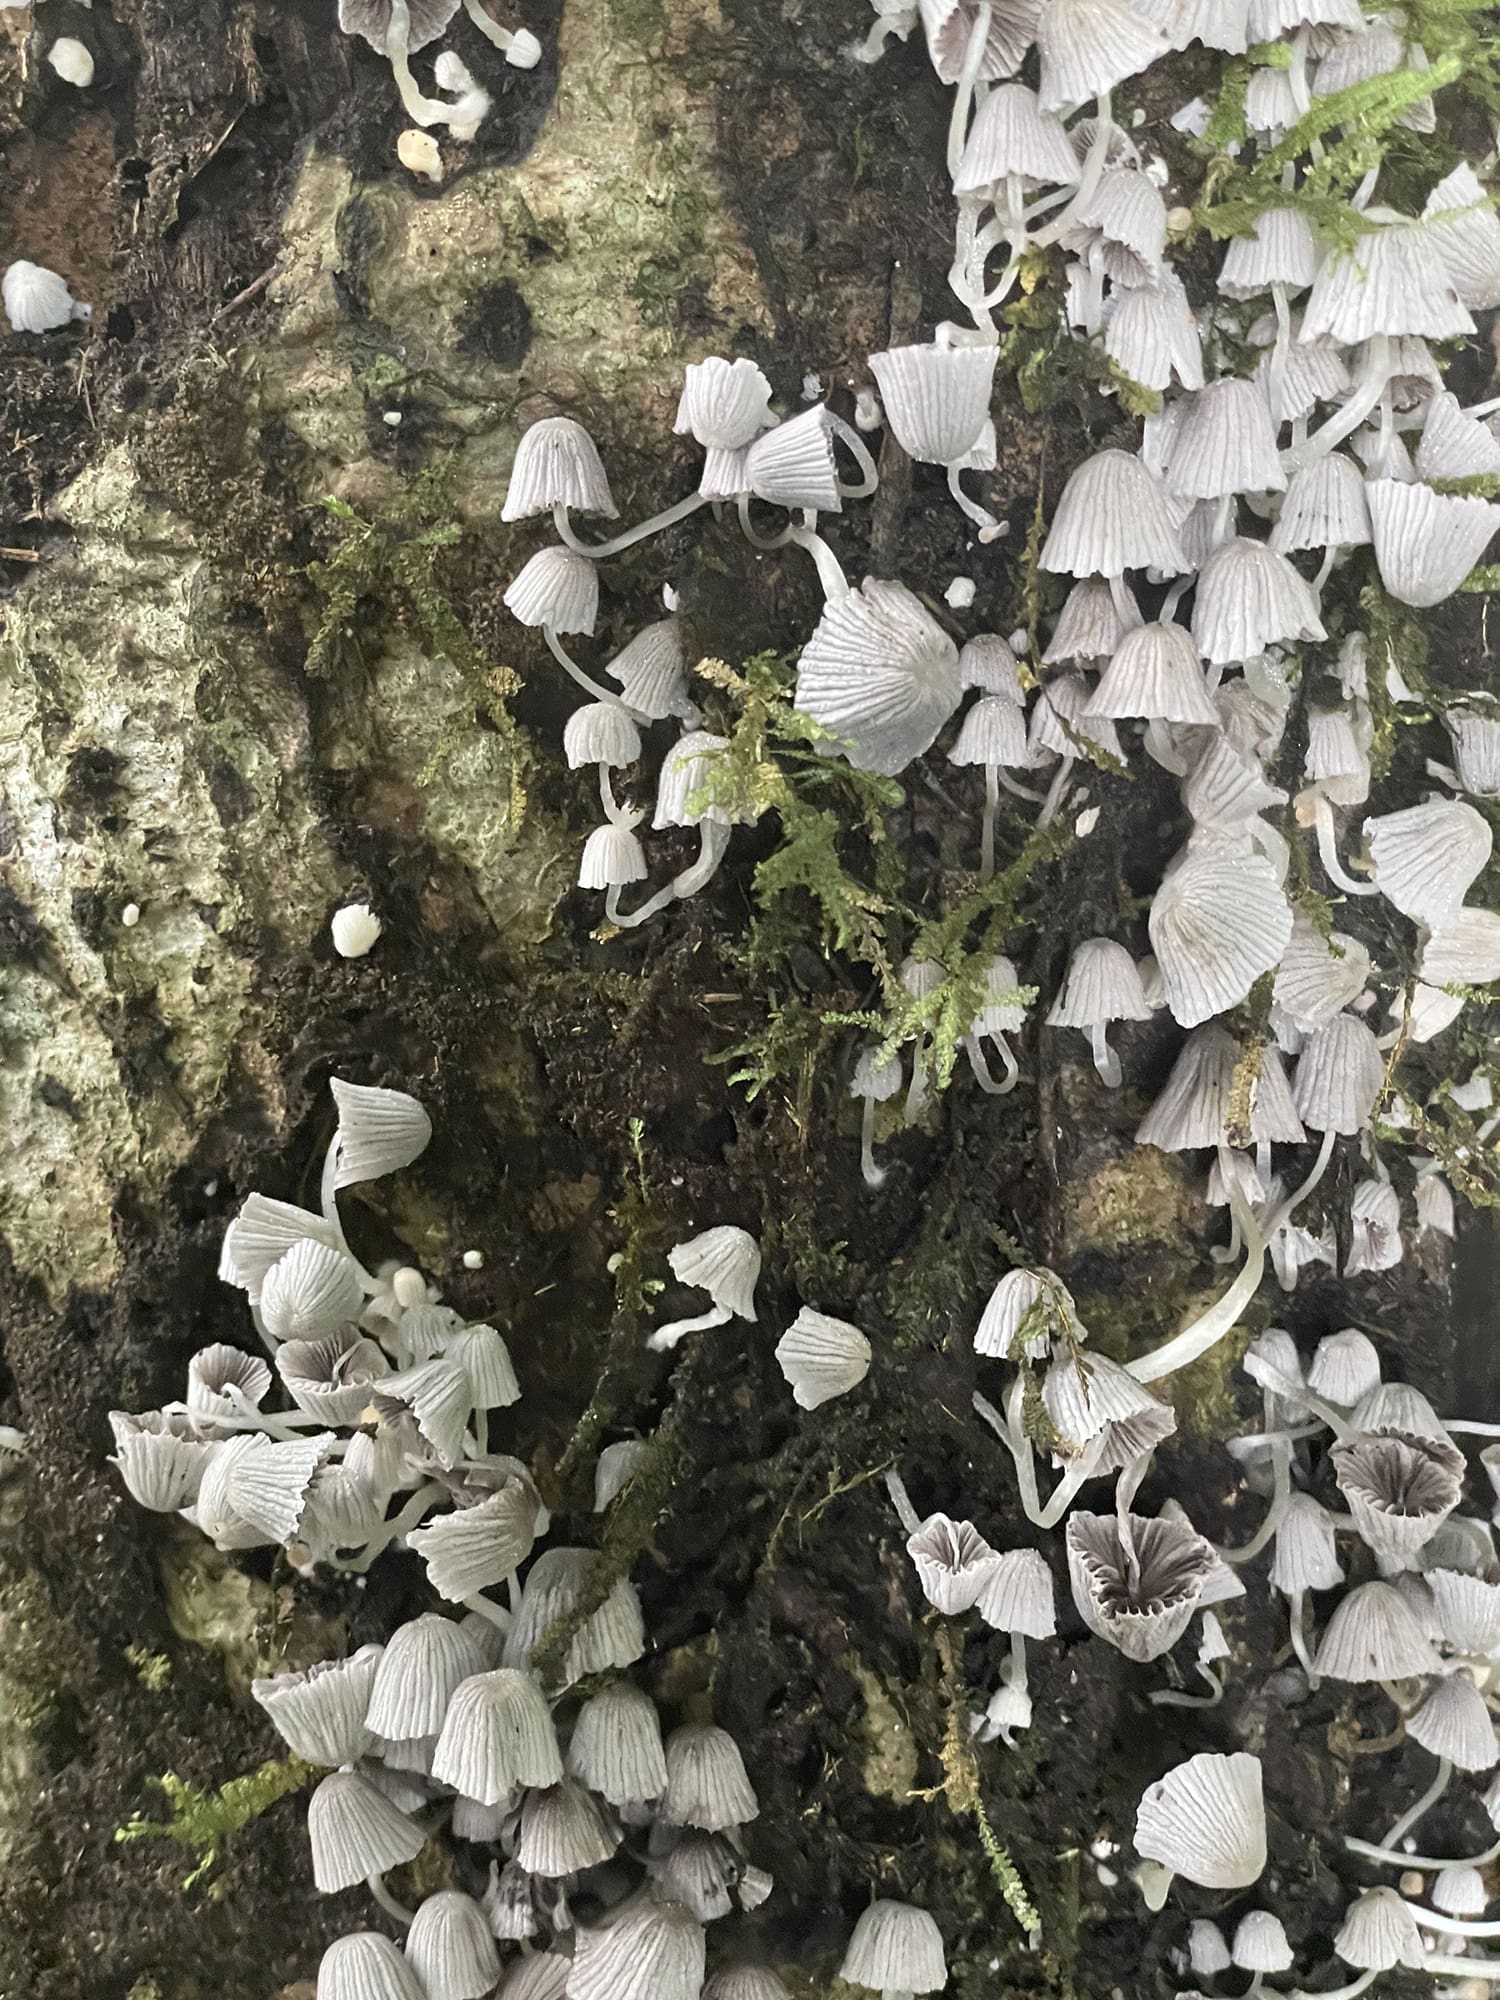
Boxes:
[1307,1328,1381,1406]
[1044,577,1140,663]
[579,822,647,890]
[661,1723,759,1831]
[1133,0,1248,48]
[567,1680,668,1806]
[366,1614,487,1741]
[1334,1887,1427,1970]
[1354,1380,1451,1444]
[503,1548,647,1684]
[1256,324,1351,423]
[1429,1569,1500,1653]
[972,954,1030,1034]
[1047,938,1153,1029]
[674,357,775,451]
[1421,906,1500,986]
[975,1265,1083,1360]
[219,1192,339,1296]
[338,0,456,49]
[1368,479,1499,607]
[110,1414,219,1513]
[868,341,997,465]
[701,1968,794,2000]
[1035,0,1170,110]
[1405,1672,1500,1771]
[1060,169,1168,285]
[1446,707,1500,797]
[276,1328,390,1426]
[318,1931,427,2000]
[1042,1352,1176,1469]
[1302,223,1474,345]
[563,702,641,772]
[654,1829,734,1922]
[1066,1510,1217,1662]
[295,1468,387,1560]
[954,83,1080,193]
[405,1891,503,2000]
[431,1668,563,1803]
[1423,161,1500,310]
[1191,537,1326,664]
[504,547,600,636]
[566,1898,705,2000]
[253,1645,382,1768]
[482,1857,538,1938]
[651,730,739,830]
[1148,840,1293,1029]
[1040,449,1187,577]
[1232,1910,1294,1973]
[330,1078,433,1189]
[502,418,617,523]
[1313,22,1434,129]
[1313,1579,1444,1681]
[919,0,1042,81]
[794,578,960,777]
[1332,1432,1464,1563]
[594,1439,648,1511]
[195,1430,330,1549]
[976,1547,1057,1637]
[1027,672,1121,762]
[1292,1012,1384,1134]
[1272,912,1371,1034]
[841,1898,948,1994]
[1271,453,1372,555]
[1136,1024,1303,1152]
[260,1238,364,1343]
[958,633,1024,699]
[949,693,1033,769]
[666,1225,761,1318]
[1181,733,1287,831]
[1166,377,1285,501]
[186,1343,271,1423]
[744,406,840,511]
[442,1324,522,1411]
[774,1307,872,1410]
[607,619,691,720]
[370,1359,472,1471]
[1188,1918,1232,1978]
[407,1482,540,1602]
[1417,393,1500,483]
[2,259,82,332]
[905,1514,1001,1616]
[307,1768,425,1893]
[1134,1751,1266,1890]
[1086,622,1218,724]
[1269,1491,1344,1595]
[1218,205,1320,297]
[1432,1864,1490,1917]
[1367,798,1492,928]
[516,1778,621,1876]
[1304,705,1369,790]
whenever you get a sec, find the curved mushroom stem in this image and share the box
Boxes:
[964,1031,1019,1095]
[948,460,1006,538]
[598,765,630,827]
[552,490,709,559]
[1260,1126,1337,1239]
[827,411,880,499]
[366,1872,418,1925]
[220,1385,329,1438]
[905,1040,932,1126]
[1030,91,1114,249]
[884,1466,923,1537]
[383,0,457,125]
[344,1482,447,1573]
[1238,1347,1357,1443]
[461,1589,513,1633]
[1038,753,1075,827]
[544,626,634,709]
[1126,1208,1269,1383]
[1403,1907,1500,1940]
[736,493,797,550]
[945,2,994,181]
[1417,1956,1500,1979]
[460,0,541,62]
[973,1383,1108,1529]
[607,821,734,929]
[1282,1974,1378,2000]
[787,522,852,601]
[1285,1587,1319,1686]
[1087,1020,1122,1088]
[859,1093,887,1189]
[1377,1756,1453,1851]
[850,8,913,62]
[1210,1205,1243,1266]
[1304,790,1378,898]
[647,1301,732,1352]
[997,766,1047,804]
[1287,333,1393,471]
[1344,1834,1500,1871]
[1214,1438,1292,1564]
[1147,1658,1225,1709]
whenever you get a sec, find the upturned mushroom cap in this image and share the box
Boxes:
[906,1513,1001,1616]
[1134,1750,1266,1891]
[1066,1510,1217,1661]
[674,356,775,451]
[840,1897,948,1993]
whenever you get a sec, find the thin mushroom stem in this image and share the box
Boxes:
[964,1031,1018,1095]
[1214,1439,1292,1563]
[1004,1630,1028,1694]
[884,1466,923,1537]
[344,1482,447,1573]
[220,1387,330,1437]
[1344,1834,1500,1870]
[647,1301,732,1352]
[1417,1956,1500,1979]
[461,1590,513,1633]
[946,2,994,181]
[607,821,734,929]
[787,522,852,601]
[1038,753,1075,827]
[736,493,797,550]
[1126,1213,1269,1384]
[1086,1020,1121,1088]
[598,765,629,827]
[1288,333,1393,470]
[1306,791,1378,898]
[859,1093,887,1189]
[1282,1975,1379,2000]
[366,1872,417,1925]
[544,626,632,708]
[1286,1588,1319,1686]
[1403,1908,1500,1939]
[459,0,540,61]
[948,460,1005,538]
[1148,1658,1225,1708]
[1261,1126,1338,1239]
[997,766,1046,803]
[1377,1757,1453,1850]
[827,411,880,498]
[551,490,709,559]
[1031,91,1114,249]
[981,765,999,880]
[384,0,456,126]
[905,1040,932,1126]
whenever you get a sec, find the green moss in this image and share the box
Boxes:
[115,1759,318,1889]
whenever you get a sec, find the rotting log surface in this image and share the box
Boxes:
[1,2,1497,1997]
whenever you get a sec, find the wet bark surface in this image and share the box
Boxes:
[1,1,1498,1997]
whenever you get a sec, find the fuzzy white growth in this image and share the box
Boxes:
[331,902,383,957]
[3,260,84,333]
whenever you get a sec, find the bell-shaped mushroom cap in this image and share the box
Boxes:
[443,1324,522,1412]
[774,1306,872,1410]
[1255,323,1350,424]
[1302,221,1474,345]
[1343,1177,1403,1277]
[406,1890,503,2000]
[1421,906,1500,986]
[430,1668,563,1803]
[1354,1380,1450,1445]
[219,1192,340,1297]
[1334,1887,1427,1970]
[579,820,644,894]
[1417,393,1500,484]
[1218,206,1320,298]
[794,579,960,777]
[502,418,617,523]
[516,1778,620,1876]
[1047,938,1153,1029]
[701,1969,793,2000]
[1190,537,1326,665]
[1272,912,1371,1035]
[976,1547,1057,1637]
[1135,1751,1266,1891]
[482,1856,537,1937]
[841,1898,948,1994]
[868,341,997,466]
[1181,732,1286,832]
[1446,707,1500,798]
[564,702,641,772]
[949,693,1033,769]
[260,1238,364,1343]
[330,1077,432,1189]
[1148,841,1293,1029]
[2,259,82,333]
[253,1645,382,1768]
[1431,1864,1490,1917]
[1271,453,1372,556]
[195,1429,330,1549]
[567,1897,706,2000]
[674,357,775,451]
[503,1547,647,1684]
[666,1225,761,1319]
[1188,1919,1233,1978]
[905,1514,1001,1616]
[1367,479,1499,607]
[1269,1491,1344,1594]
[1045,578,1141,664]
[1423,161,1500,310]
[1166,377,1285,501]
[505,1954,572,2000]
[1307,1328,1381,1406]
[307,1767,425,1893]
[1066,1510,1217,1662]
[371,1359,472,1470]
[504,546,600,636]
[110,1413,219,1513]
[655,1828,736,1922]
[1060,169,1169,285]
[1035,0,1170,110]
[973,954,1030,1034]
[1429,1568,1500,1653]
[364,1613,486,1741]
[1042,1351,1176,1469]
[318,1931,427,2000]
[1292,1012,1384,1135]
[1405,1672,1500,1772]
[958,633,1024,699]
[567,1680,668,1806]
[1040,449,1187,577]
[607,619,691,721]
[1027,672,1121,765]
[1332,1432,1464,1563]
[1313,1579,1444,1682]
[1086,623,1218,724]
[1134,0,1248,47]
[661,1722,759,1831]
[1232,1911,1293,1973]
[407,1482,540,1602]
[338,0,457,50]
[955,83,1080,193]
[595,1438,648,1511]
[1367,798,1492,929]
[1105,272,1204,395]
[919,0,1042,82]
[975,1265,1084,1360]
[1137,1023,1303,1151]
[744,405,840,511]
[651,729,739,830]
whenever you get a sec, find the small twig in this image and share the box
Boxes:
[212,266,279,323]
